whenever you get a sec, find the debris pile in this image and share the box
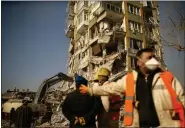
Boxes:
[37,122,51,127]
[51,111,69,127]
[1,120,9,128]
[42,81,74,127]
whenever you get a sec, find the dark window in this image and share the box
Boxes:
[131,57,137,69]
[107,4,111,9]
[111,5,115,11]
[130,39,142,50]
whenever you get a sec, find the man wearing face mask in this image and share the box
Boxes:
[79,48,185,127]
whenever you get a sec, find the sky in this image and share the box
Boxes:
[159,2,185,87]
[1,1,185,93]
[2,1,69,92]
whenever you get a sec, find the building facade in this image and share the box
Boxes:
[65,1,163,81]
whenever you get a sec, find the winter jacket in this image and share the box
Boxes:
[88,70,185,127]
[62,89,102,128]
[10,108,16,122]
[15,105,32,128]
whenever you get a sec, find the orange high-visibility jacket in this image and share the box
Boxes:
[124,71,185,127]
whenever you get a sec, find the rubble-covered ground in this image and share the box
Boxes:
[36,110,69,128]
[1,120,10,128]
[51,111,69,127]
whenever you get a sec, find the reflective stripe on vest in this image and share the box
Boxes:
[160,71,185,127]
[124,71,185,127]
[124,72,135,126]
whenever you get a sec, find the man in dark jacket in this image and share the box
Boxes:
[15,100,33,128]
[62,74,102,128]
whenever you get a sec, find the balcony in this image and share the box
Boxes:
[77,20,89,34]
[128,13,142,23]
[77,10,89,34]
[77,1,89,14]
[143,1,156,11]
[127,1,142,8]
[96,2,124,22]
[113,26,126,39]
[129,30,143,41]
[65,20,74,38]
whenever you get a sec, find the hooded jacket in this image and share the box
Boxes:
[62,75,102,128]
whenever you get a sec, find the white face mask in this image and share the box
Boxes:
[145,58,160,70]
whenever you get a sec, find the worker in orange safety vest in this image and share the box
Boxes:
[80,48,185,127]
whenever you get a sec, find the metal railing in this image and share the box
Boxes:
[102,2,122,13]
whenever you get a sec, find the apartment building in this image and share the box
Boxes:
[65,1,163,82]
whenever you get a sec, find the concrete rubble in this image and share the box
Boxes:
[51,111,69,127]
[38,81,75,127]
[1,120,10,128]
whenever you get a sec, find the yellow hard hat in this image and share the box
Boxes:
[98,68,110,77]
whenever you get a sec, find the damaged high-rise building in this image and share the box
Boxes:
[65,1,163,82]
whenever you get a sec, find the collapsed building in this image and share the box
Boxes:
[40,1,164,127]
[66,1,163,81]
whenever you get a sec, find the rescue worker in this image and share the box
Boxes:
[95,67,122,128]
[62,74,102,128]
[15,100,33,128]
[80,48,185,127]
[93,68,109,128]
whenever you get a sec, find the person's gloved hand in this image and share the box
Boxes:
[79,117,86,126]
[74,117,79,124]
[79,85,88,94]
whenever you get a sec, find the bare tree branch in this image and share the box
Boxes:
[161,36,185,51]
[161,5,185,51]
[168,16,177,27]
[175,7,185,22]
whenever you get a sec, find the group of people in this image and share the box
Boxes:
[63,48,185,128]
[9,100,53,128]
[10,100,33,128]
[62,68,121,128]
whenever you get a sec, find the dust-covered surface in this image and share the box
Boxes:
[50,111,69,127]
[36,82,73,128]
[1,120,10,128]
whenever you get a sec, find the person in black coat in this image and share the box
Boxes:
[62,74,102,128]
[15,100,33,128]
